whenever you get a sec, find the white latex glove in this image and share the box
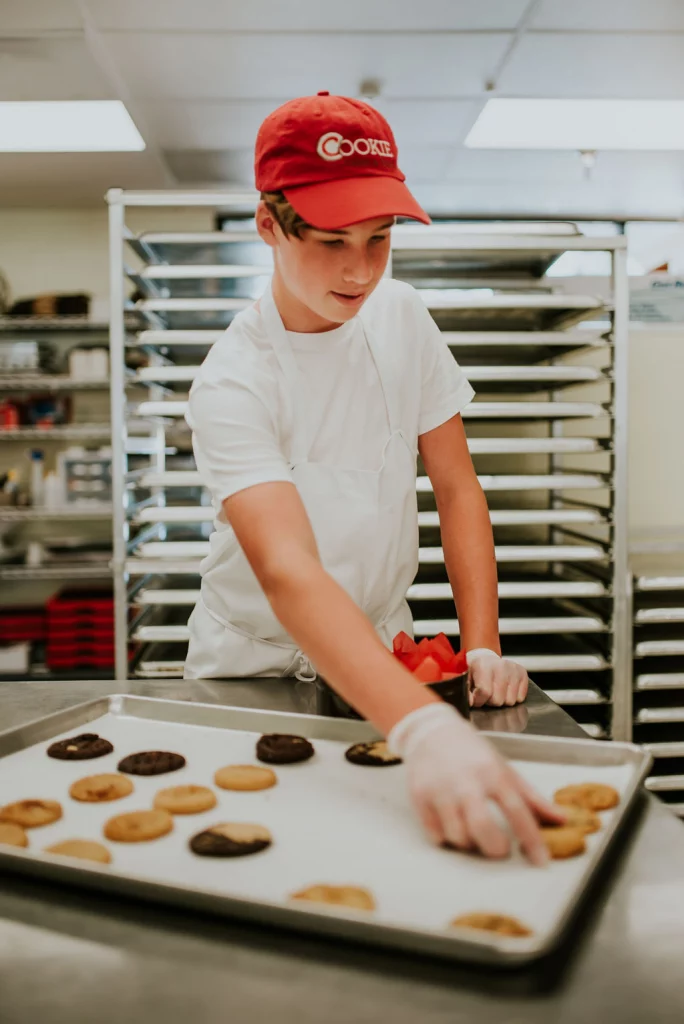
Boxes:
[388,702,565,865]
[467,648,529,708]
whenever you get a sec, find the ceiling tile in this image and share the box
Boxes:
[164,148,254,184]
[103,31,510,99]
[89,0,528,32]
[0,36,114,101]
[499,32,684,98]
[0,151,167,206]
[0,0,83,32]
[144,97,480,150]
[532,0,684,31]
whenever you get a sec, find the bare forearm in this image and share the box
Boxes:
[264,557,438,736]
[437,479,501,654]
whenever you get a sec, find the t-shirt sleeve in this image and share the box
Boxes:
[185,341,293,505]
[412,290,475,435]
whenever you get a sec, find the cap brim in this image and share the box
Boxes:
[283,176,431,230]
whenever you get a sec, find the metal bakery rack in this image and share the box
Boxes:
[109,193,630,740]
[632,553,684,817]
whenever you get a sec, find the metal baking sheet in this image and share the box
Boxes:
[417,473,605,492]
[0,696,650,967]
[636,640,684,658]
[542,689,606,705]
[645,774,684,792]
[636,608,684,624]
[642,741,684,758]
[419,508,604,527]
[637,708,684,725]
[636,673,684,690]
[443,330,608,361]
[636,575,684,592]
[462,401,605,419]
[420,292,604,332]
[418,545,605,564]
[409,579,607,600]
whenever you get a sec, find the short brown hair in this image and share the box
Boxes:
[260,190,313,239]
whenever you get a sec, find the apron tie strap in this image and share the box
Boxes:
[293,649,317,683]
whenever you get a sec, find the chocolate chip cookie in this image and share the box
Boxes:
[44,839,112,865]
[47,733,113,760]
[540,826,587,859]
[69,773,134,803]
[0,799,62,829]
[189,822,272,858]
[291,884,376,911]
[153,785,217,815]
[344,740,402,767]
[554,783,620,812]
[214,765,277,792]
[450,913,533,938]
[256,734,314,765]
[117,750,186,776]
[0,822,28,848]
[104,809,174,843]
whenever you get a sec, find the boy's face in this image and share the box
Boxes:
[257,203,393,326]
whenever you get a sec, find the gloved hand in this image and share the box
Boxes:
[388,702,566,865]
[467,648,529,708]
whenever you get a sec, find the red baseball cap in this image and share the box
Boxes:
[255,91,430,230]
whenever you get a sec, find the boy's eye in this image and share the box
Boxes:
[321,239,344,248]
[370,235,388,244]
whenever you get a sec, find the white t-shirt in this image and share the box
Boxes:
[186,278,475,510]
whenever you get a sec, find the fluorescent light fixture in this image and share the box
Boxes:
[465,99,684,150]
[0,101,145,152]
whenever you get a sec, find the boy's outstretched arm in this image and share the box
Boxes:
[419,413,529,708]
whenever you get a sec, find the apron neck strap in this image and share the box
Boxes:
[260,280,403,464]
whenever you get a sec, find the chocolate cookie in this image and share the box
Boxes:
[117,750,186,776]
[345,740,402,767]
[47,733,113,760]
[189,822,272,858]
[291,884,376,911]
[256,734,314,765]
[450,913,532,938]
[0,799,62,829]
[554,783,619,812]
[69,773,134,803]
[45,839,112,865]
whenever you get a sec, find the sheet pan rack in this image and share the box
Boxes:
[632,555,684,818]
[109,193,629,738]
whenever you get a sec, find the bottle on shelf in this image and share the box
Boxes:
[29,449,44,506]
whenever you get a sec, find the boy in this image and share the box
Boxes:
[185,92,563,863]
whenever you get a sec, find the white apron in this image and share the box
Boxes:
[184,283,419,681]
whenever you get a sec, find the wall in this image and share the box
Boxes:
[0,207,682,546]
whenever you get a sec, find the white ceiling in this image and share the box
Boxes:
[2,0,684,215]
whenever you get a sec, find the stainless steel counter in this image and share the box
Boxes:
[1,678,683,1023]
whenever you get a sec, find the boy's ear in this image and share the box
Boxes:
[255,201,279,249]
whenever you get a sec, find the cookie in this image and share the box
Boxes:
[44,839,112,865]
[0,822,28,848]
[344,740,402,767]
[540,826,586,859]
[552,804,601,835]
[47,733,113,761]
[0,799,62,829]
[290,885,376,911]
[104,809,173,843]
[189,822,272,858]
[69,773,134,803]
[117,750,186,776]
[256,734,314,765]
[450,913,532,938]
[153,785,217,815]
[214,765,277,792]
[554,783,620,812]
